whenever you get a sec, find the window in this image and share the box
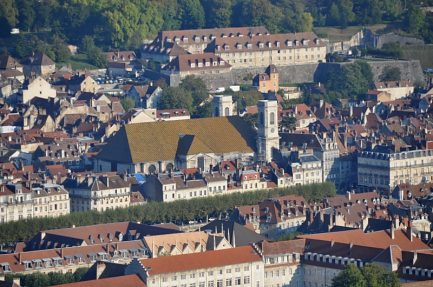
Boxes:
[226,279,232,286]
[235,277,241,285]
[244,276,250,284]
[217,280,223,287]
[269,112,275,125]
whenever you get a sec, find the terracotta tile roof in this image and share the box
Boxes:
[211,32,324,53]
[374,80,413,89]
[158,26,269,49]
[97,117,256,164]
[259,239,305,255]
[51,274,145,287]
[300,229,428,251]
[165,53,231,72]
[22,52,55,66]
[139,245,261,275]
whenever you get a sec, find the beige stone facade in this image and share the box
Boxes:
[68,175,132,212]
[22,76,56,104]
[358,149,433,193]
[212,33,326,69]
[32,184,70,218]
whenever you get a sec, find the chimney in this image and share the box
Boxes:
[408,221,413,242]
[413,251,418,265]
[390,224,395,239]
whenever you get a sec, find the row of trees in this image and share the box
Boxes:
[0,182,336,244]
[332,264,400,287]
[2,0,432,50]
[4,268,88,287]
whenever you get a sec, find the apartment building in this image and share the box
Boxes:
[0,240,147,275]
[143,172,228,202]
[290,154,323,186]
[66,174,133,212]
[163,53,231,80]
[235,195,307,237]
[0,183,33,223]
[300,228,429,287]
[125,245,265,287]
[257,240,305,287]
[142,27,269,63]
[209,32,326,69]
[358,147,433,193]
[32,183,70,218]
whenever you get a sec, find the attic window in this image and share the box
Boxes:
[259,42,264,48]
[194,36,200,43]
[286,40,292,47]
[224,45,230,51]
[247,43,252,49]
[183,37,188,43]
[236,44,242,50]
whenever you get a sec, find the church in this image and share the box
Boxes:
[94,98,279,174]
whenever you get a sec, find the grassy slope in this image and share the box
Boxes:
[401,44,433,69]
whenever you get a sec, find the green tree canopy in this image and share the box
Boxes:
[332,264,367,287]
[380,66,401,81]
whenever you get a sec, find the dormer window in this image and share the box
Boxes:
[190,61,196,68]
[213,61,217,66]
[174,37,180,43]
[303,39,309,46]
[236,43,242,49]
[315,38,320,45]
[286,40,292,47]
[210,34,216,40]
[294,40,299,46]
[205,61,210,67]
[219,61,225,66]
[198,61,203,68]
[247,43,252,49]
[216,45,221,51]
[224,45,230,51]
[259,42,264,48]
[267,42,272,48]
[276,41,280,47]
[203,36,208,42]
[182,37,188,43]
[194,36,200,43]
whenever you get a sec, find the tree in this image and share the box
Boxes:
[121,97,136,111]
[193,102,212,118]
[52,35,71,62]
[404,4,425,35]
[281,116,297,131]
[380,66,401,81]
[87,46,107,68]
[239,0,283,33]
[16,0,35,32]
[0,0,17,37]
[361,264,400,287]
[327,0,355,27]
[203,0,233,28]
[158,86,193,111]
[332,264,367,287]
[179,0,205,29]
[179,76,209,107]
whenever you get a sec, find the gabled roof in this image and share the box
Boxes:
[22,52,55,66]
[139,245,261,276]
[300,229,428,251]
[0,55,22,70]
[51,274,145,287]
[97,117,256,164]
